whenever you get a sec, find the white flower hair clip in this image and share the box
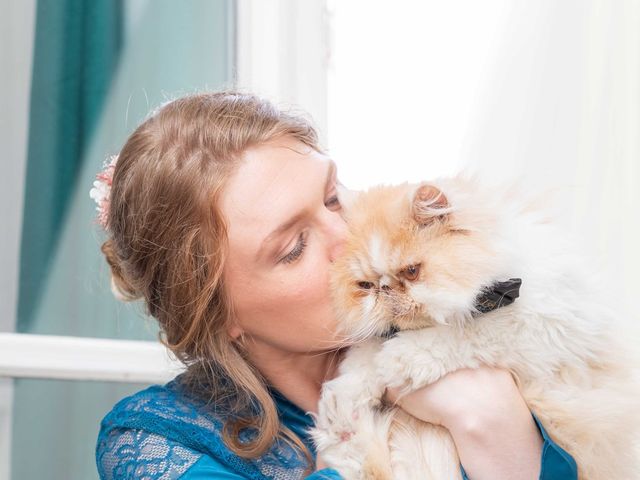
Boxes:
[89,154,119,231]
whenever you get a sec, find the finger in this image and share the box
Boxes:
[383,386,403,406]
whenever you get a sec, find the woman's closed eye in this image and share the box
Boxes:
[279,189,340,265]
[280,232,307,264]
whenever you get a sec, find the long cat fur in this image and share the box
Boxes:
[310,174,640,480]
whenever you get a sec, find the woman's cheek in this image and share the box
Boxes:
[306,247,331,296]
[279,242,330,308]
[293,267,323,302]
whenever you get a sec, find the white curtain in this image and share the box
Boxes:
[328,0,640,333]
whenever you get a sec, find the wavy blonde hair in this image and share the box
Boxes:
[100,91,321,470]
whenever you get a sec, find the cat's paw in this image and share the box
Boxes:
[313,374,372,448]
[311,376,387,479]
[375,332,453,391]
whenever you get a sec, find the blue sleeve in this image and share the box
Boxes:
[182,454,343,479]
[179,453,247,479]
[459,413,577,480]
[306,468,344,479]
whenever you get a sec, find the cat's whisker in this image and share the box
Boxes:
[345,317,383,344]
[306,346,345,360]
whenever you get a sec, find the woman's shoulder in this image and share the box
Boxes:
[97,375,223,438]
[96,374,313,479]
[96,375,231,479]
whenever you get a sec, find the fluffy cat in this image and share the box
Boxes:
[310,175,639,480]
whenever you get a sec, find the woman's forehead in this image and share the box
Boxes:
[220,139,333,252]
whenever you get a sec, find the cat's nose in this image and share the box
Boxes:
[379,275,393,291]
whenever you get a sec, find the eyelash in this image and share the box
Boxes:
[325,194,340,208]
[279,193,339,265]
[281,232,307,264]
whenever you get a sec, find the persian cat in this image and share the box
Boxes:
[310,175,639,480]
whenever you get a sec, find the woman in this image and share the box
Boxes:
[94,91,577,479]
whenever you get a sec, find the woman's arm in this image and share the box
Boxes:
[438,367,542,480]
[384,366,563,480]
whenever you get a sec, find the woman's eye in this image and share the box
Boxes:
[281,233,307,264]
[325,194,340,210]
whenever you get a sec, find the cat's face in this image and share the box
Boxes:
[331,179,507,343]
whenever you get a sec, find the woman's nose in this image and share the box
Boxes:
[323,210,348,262]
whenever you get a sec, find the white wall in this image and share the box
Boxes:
[236,0,329,145]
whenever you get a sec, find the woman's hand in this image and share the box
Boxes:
[315,455,329,472]
[383,366,518,428]
[384,366,543,480]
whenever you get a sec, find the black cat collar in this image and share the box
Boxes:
[473,278,522,314]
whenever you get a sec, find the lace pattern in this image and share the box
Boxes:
[96,374,310,479]
[98,428,201,480]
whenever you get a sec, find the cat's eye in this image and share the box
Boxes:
[324,194,341,211]
[357,281,374,290]
[400,264,421,282]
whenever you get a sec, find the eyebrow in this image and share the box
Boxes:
[257,161,336,261]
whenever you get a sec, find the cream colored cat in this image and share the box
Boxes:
[310,175,639,480]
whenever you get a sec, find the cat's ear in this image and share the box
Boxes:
[412,183,450,225]
[336,184,358,213]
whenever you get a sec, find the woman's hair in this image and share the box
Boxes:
[100,91,321,469]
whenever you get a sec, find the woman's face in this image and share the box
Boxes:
[221,137,348,355]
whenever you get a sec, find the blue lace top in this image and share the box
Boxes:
[96,373,577,479]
